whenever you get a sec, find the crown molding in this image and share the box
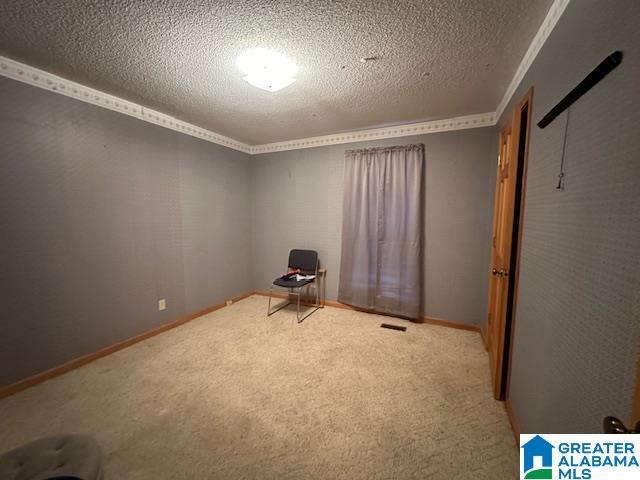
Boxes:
[495,0,570,121]
[0,55,495,155]
[249,112,496,154]
[0,0,568,155]
[0,55,253,154]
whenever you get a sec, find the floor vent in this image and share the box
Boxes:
[380,323,407,332]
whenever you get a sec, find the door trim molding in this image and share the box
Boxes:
[633,350,640,423]
[506,398,521,446]
[504,88,534,401]
[480,327,489,351]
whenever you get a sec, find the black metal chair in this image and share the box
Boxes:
[267,249,320,323]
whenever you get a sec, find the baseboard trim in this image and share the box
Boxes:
[326,299,482,333]
[505,398,521,446]
[2,291,482,399]
[0,291,254,400]
[332,301,481,333]
[253,290,321,307]
[322,299,475,332]
[256,291,481,333]
[324,299,416,321]
[416,316,481,333]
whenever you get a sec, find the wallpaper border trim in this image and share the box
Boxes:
[251,113,496,154]
[0,0,570,154]
[0,55,253,154]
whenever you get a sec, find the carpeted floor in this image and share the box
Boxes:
[0,295,518,479]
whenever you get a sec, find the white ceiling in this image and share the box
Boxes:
[0,0,553,145]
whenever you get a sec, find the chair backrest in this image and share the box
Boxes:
[288,249,318,273]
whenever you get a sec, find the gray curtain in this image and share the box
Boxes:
[338,144,424,319]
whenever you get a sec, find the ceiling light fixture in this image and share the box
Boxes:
[236,48,298,92]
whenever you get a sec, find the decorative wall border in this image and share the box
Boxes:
[0,56,253,154]
[0,0,569,154]
[250,112,496,154]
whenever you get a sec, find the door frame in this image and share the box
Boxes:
[634,352,640,424]
[492,89,640,429]
[489,88,534,400]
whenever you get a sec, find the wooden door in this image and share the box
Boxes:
[487,120,518,399]
[486,90,533,400]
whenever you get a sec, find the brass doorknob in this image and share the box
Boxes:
[500,270,509,277]
[492,268,499,275]
[603,416,640,434]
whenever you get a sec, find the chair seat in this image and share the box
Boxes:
[273,277,315,289]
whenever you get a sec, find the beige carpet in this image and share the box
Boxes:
[0,295,517,479]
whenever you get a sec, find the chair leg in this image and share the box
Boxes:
[296,282,321,323]
[266,287,291,317]
[267,284,320,323]
[304,283,318,308]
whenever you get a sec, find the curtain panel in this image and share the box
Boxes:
[338,144,424,319]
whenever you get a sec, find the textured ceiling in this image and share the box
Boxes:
[0,0,553,145]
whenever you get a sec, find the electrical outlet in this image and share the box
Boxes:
[158,299,166,311]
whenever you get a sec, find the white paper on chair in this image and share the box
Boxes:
[294,274,316,281]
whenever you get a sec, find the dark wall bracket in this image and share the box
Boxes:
[537,51,623,129]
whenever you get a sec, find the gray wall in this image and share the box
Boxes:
[6,0,636,436]
[0,76,252,388]
[499,0,640,432]
[251,129,497,326]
